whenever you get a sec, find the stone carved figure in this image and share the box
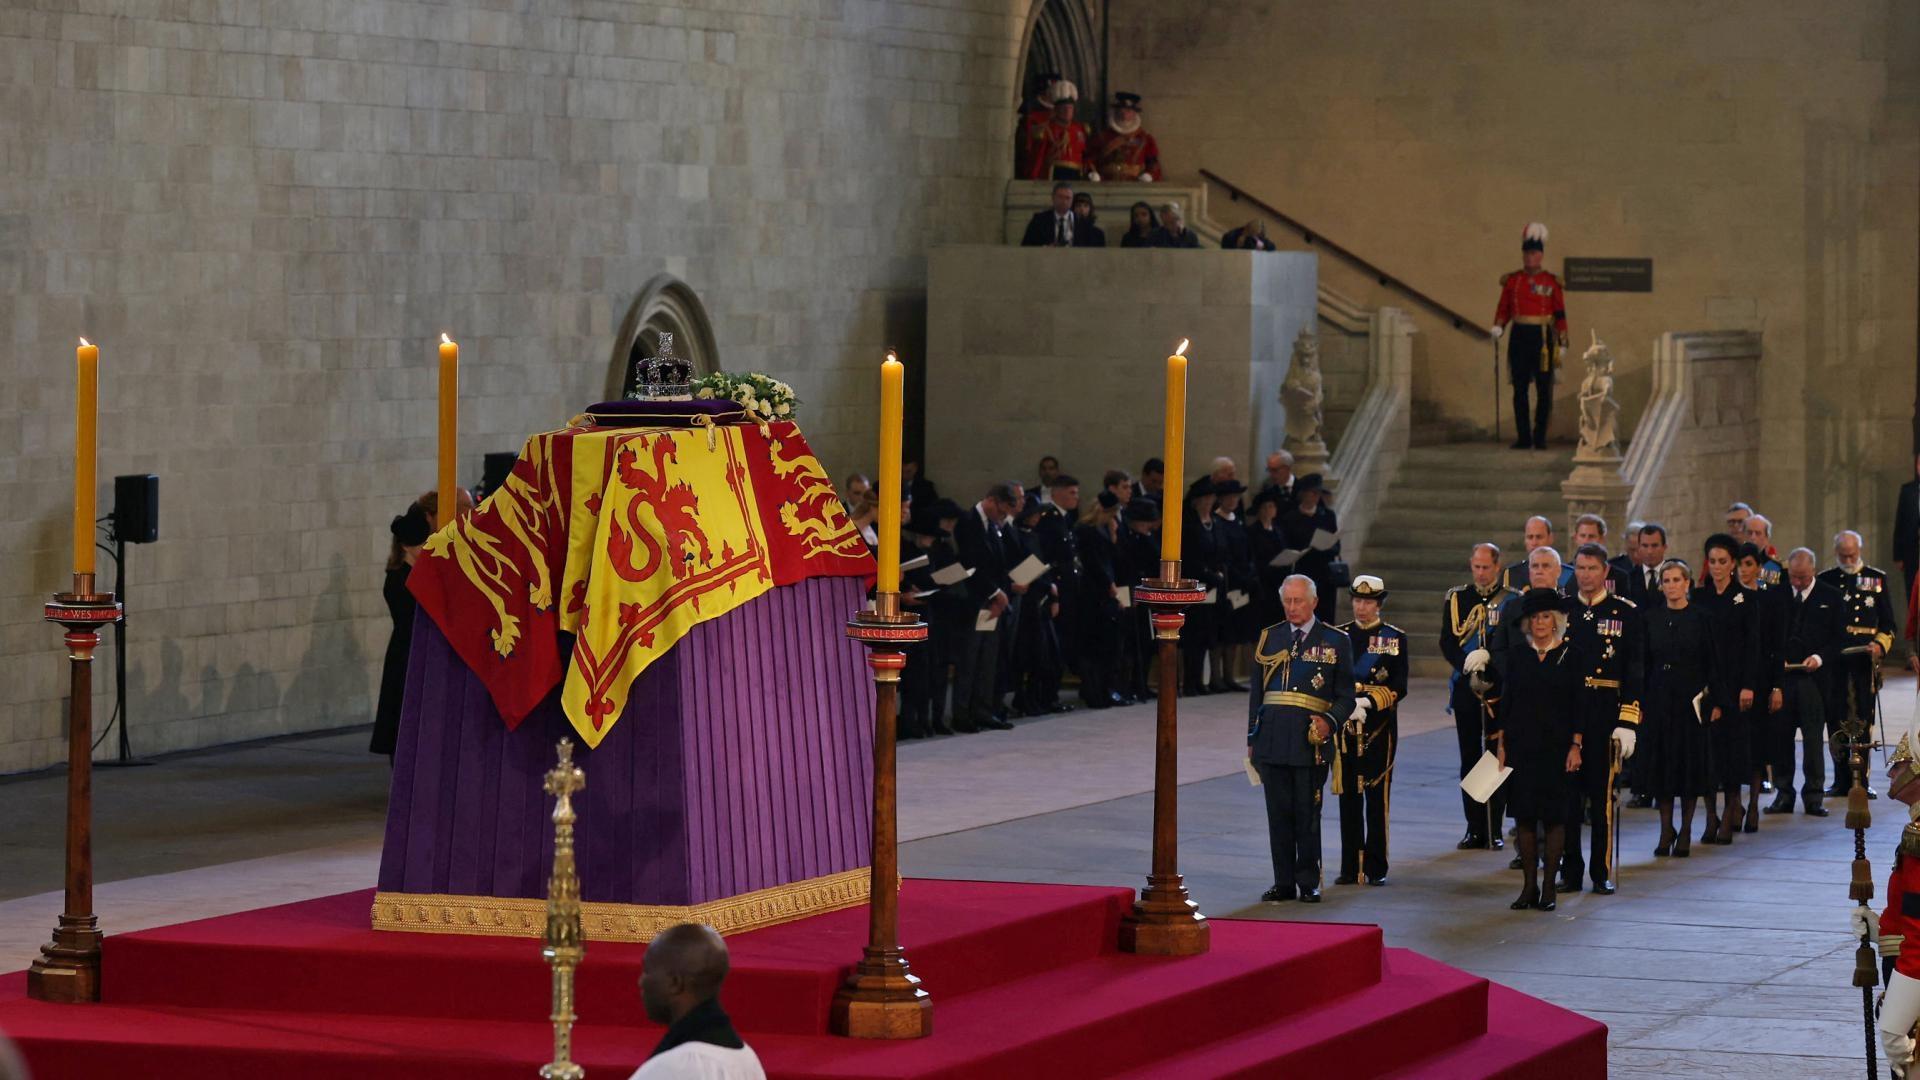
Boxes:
[1279,328,1326,456]
[1576,329,1621,460]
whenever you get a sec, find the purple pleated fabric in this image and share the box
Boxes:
[377,575,874,906]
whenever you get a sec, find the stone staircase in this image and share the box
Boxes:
[1359,441,1574,677]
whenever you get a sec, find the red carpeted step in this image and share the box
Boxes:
[96,880,1131,1036]
[1103,949,1490,1079]
[1377,982,1609,1080]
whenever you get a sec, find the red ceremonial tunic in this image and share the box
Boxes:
[1090,126,1161,182]
[1493,269,1568,337]
[1885,838,1920,977]
[1023,117,1090,181]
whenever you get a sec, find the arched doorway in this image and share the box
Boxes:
[1014,0,1104,166]
[608,274,719,400]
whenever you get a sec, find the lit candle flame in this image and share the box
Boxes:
[79,337,91,347]
[1176,338,1189,356]
[886,349,898,363]
[441,332,452,345]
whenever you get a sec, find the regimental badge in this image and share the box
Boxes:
[1867,596,1876,608]
[1310,671,1326,690]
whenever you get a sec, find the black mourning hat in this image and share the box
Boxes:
[928,497,963,522]
[1213,478,1247,496]
[1019,491,1045,519]
[1186,476,1217,499]
[1112,91,1143,111]
[1295,473,1325,494]
[392,504,432,547]
[1521,586,1567,617]
[1097,489,1120,510]
[1126,497,1161,522]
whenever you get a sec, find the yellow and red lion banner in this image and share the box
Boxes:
[409,419,873,746]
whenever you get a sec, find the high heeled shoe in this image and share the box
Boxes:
[1673,838,1691,858]
[1535,886,1558,912]
[1699,816,1719,845]
[1510,886,1539,911]
[1655,823,1675,857]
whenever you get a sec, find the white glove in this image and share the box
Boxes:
[1087,170,1101,182]
[1855,907,1883,940]
[1803,654,1824,672]
[1882,971,1920,1076]
[1490,324,1504,340]
[1140,174,1154,183]
[1462,648,1490,674]
[1611,726,1636,761]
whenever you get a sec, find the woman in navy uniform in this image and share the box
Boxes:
[1486,587,1585,911]
[1334,575,1408,886]
[1644,559,1718,856]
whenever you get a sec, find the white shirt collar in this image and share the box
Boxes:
[1287,616,1316,639]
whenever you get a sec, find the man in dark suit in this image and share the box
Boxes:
[1249,573,1356,903]
[1766,548,1846,816]
[951,482,1022,732]
[1895,454,1920,641]
[1020,182,1100,247]
[1619,522,1668,607]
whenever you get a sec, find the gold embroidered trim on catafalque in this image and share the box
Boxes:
[371,867,872,942]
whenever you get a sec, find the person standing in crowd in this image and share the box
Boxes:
[1739,540,1785,808]
[897,510,944,740]
[1032,475,1084,710]
[1008,492,1064,717]
[841,473,872,518]
[1281,474,1340,623]
[1120,201,1159,248]
[1895,454,1920,641]
[1490,222,1568,450]
[1249,574,1355,904]
[1021,183,1098,247]
[1571,513,1630,594]
[1746,514,1784,585]
[1644,559,1717,856]
[1211,478,1254,693]
[1014,70,1060,178]
[1444,543,1521,850]
[1334,576,1407,887]
[952,482,1020,733]
[1119,496,1162,701]
[1693,534,1760,843]
[1820,529,1894,796]
[907,498,967,738]
[1767,548,1844,816]
[630,924,764,1080]
[1610,520,1644,576]
[1101,468,1134,507]
[1486,587,1584,911]
[1180,478,1225,694]
[1088,91,1161,182]
[1502,516,1573,593]
[1247,490,1289,633]
[1073,489,1128,709]
[1260,450,1298,517]
[1622,522,1670,608]
[1035,455,1061,493]
[1222,220,1277,251]
[1021,78,1089,181]
[1156,203,1202,248]
[1068,193,1107,247]
[370,498,433,758]
[1138,457,1165,505]
[1559,543,1642,895]
[1725,502,1754,543]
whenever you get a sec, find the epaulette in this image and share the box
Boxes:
[1379,622,1406,637]
[1444,583,1470,596]
[1500,270,1516,285]
[1615,595,1636,608]
[1902,821,1920,861]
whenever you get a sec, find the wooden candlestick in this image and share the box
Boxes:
[832,593,932,1039]
[29,579,122,1003]
[1118,561,1210,956]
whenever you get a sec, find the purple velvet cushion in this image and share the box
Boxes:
[584,399,745,427]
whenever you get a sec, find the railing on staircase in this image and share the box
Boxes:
[1200,170,1492,342]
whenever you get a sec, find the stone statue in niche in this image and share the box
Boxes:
[1279,328,1326,457]
[1575,330,1621,461]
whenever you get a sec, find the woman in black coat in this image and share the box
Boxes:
[1488,587,1586,912]
[1246,490,1288,633]
[1644,559,1719,856]
[1073,491,1128,709]
[1211,480,1255,692]
[1179,478,1226,695]
[370,501,432,757]
[1280,474,1340,624]
[1691,534,1760,843]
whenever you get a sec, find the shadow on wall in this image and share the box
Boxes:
[284,555,369,731]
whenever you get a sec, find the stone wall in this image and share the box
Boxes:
[0,0,1027,772]
[924,247,1316,503]
[1626,332,1765,556]
[1108,0,1920,554]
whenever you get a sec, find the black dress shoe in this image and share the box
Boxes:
[1804,804,1830,817]
[1509,439,1533,450]
[1534,894,1557,911]
[1366,875,1387,887]
[1559,876,1584,894]
[1334,873,1359,886]
[1108,692,1129,708]
[1508,855,1524,870]
[1824,784,1847,798]
[1764,796,1794,814]
[1261,885,1295,902]
[980,716,1014,731]
[1591,880,1616,895]
[1299,887,1322,903]
[1457,833,1488,850]
[1760,779,1775,793]
[1219,679,1248,693]
[1510,888,1538,910]
[1080,694,1111,711]
[1490,836,1505,850]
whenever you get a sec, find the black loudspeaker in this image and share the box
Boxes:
[113,473,159,544]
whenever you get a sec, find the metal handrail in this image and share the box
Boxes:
[1200,169,1491,341]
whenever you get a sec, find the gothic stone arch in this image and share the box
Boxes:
[608,274,719,400]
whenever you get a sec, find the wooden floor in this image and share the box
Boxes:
[3,673,1911,1078]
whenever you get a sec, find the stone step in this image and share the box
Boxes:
[1364,519,1535,546]
[1385,487,1570,513]
[1362,548,1488,574]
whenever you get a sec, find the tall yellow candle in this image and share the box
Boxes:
[876,351,904,594]
[1159,339,1189,563]
[438,334,459,528]
[74,337,98,578]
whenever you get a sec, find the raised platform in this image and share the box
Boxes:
[0,880,1605,1078]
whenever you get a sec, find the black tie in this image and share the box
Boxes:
[1291,628,1304,656]
[1644,569,1654,592]
[1057,215,1070,246]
